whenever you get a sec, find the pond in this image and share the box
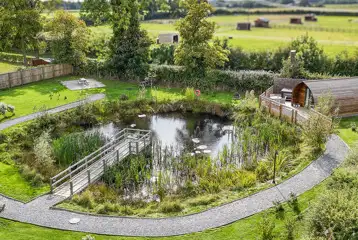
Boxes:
[94,113,235,158]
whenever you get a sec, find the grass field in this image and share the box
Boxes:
[0,62,21,74]
[324,4,358,10]
[89,15,358,57]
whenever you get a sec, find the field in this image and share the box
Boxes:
[89,15,358,57]
[0,62,21,74]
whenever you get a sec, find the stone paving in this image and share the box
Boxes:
[0,94,105,131]
[0,133,349,237]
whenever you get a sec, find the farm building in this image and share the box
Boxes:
[292,78,358,116]
[254,18,270,28]
[290,18,302,24]
[305,14,317,22]
[236,22,251,30]
[157,33,179,44]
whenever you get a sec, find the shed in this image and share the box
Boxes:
[290,18,302,24]
[305,14,317,22]
[292,78,358,116]
[157,33,179,44]
[237,22,251,31]
[254,18,270,28]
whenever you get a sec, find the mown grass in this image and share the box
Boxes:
[338,116,358,146]
[0,76,233,122]
[0,62,21,74]
[0,162,49,202]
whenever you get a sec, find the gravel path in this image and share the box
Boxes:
[0,135,349,237]
[0,94,105,131]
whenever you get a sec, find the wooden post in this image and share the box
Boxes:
[129,142,132,154]
[87,170,91,184]
[70,181,73,196]
[295,110,298,124]
[116,150,120,163]
[258,96,262,108]
[50,179,53,193]
[136,142,139,154]
[269,101,272,114]
[103,159,106,172]
[291,109,295,123]
[7,73,11,88]
[279,105,283,119]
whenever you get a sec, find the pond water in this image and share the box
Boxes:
[94,113,235,158]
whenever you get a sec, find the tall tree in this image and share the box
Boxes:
[0,0,48,66]
[108,0,152,79]
[174,0,229,77]
[47,10,90,68]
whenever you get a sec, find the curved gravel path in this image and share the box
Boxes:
[0,93,105,131]
[0,134,349,237]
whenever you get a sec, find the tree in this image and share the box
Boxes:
[47,10,90,68]
[80,0,111,25]
[174,0,229,77]
[289,34,327,73]
[108,0,152,80]
[0,0,49,66]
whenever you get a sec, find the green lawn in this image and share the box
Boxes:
[0,76,233,123]
[0,162,49,202]
[0,62,21,74]
[0,181,324,240]
[338,116,358,146]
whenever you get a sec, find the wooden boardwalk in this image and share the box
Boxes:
[51,129,152,198]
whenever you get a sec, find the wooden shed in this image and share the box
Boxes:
[157,33,179,44]
[237,22,251,31]
[305,14,317,22]
[290,18,302,24]
[254,18,270,28]
[292,78,358,116]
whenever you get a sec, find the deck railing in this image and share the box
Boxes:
[259,87,332,127]
[50,128,152,195]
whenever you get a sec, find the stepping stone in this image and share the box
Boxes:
[190,153,195,156]
[69,218,81,224]
[197,145,208,150]
[195,151,201,154]
[192,138,200,144]
[203,150,212,154]
[130,124,136,128]
[138,114,146,118]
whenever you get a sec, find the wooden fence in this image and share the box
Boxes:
[259,86,332,127]
[0,64,73,90]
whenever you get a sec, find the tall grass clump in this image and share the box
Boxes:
[53,131,104,166]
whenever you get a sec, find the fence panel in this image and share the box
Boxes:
[0,64,73,90]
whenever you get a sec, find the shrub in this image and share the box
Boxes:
[159,201,183,213]
[82,235,95,240]
[73,191,95,209]
[96,202,118,214]
[120,94,129,101]
[259,214,275,240]
[273,200,285,220]
[309,188,358,239]
[283,218,296,240]
[32,173,44,187]
[20,165,36,182]
[184,87,195,101]
[33,131,55,177]
[256,161,271,182]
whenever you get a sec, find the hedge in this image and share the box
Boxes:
[150,65,276,92]
[0,52,33,64]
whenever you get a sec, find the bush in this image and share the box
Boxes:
[120,94,129,101]
[188,195,218,207]
[20,165,36,182]
[309,188,358,239]
[159,201,183,213]
[73,191,95,209]
[151,64,275,92]
[256,161,271,182]
[259,214,275,240]
[33,131,55,177]
[184,87,195,101]
[32,173,44,187]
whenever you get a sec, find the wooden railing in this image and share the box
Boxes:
[50,128,152,196]
[259,87,332,127]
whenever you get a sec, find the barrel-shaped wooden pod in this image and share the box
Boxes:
[292,78,358,116]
